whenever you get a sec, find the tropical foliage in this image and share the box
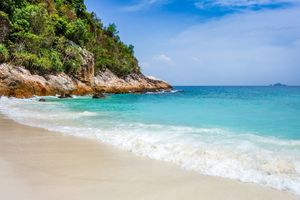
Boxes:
[0,0,140,76]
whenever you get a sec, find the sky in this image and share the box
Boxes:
[85,0,300,86]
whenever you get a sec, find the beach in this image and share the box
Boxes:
[1,0,299,198]
[0,114,298,200]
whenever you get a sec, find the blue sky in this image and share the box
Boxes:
[85,0,300,85]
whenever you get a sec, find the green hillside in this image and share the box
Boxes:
[0,0,140,76]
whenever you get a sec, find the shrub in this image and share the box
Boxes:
[48,50,63,72]
[13,51,52,73]
[13,51,38,68]
[40,48,63,72]
[0,43,9,63]
[12,4,50,34]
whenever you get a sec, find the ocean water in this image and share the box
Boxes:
[0,86,300,194]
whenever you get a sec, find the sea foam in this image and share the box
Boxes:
[0,97,299,195]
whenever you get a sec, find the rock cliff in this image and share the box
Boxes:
[0,63,171,98]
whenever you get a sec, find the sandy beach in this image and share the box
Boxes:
[0,114,298,200]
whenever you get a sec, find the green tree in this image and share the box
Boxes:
[66,19,89,46]
[106,23,119,38]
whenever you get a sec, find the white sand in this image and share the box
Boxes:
[0,114,298,200]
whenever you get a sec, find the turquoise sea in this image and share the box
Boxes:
[1,86,300,194]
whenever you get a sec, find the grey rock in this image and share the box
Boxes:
[58,94,73,99]
[39,98,46,102]
[92,93,105,99]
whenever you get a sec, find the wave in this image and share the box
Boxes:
[0,97,299,195]
[145,89,183,94]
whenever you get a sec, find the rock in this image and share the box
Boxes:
[0,64,51,98]
[133,90,147,94]
[65,94,73,98]
[0,63,172,98]
[92,68,172,94]
[72,79,93,95]
[73,44,94,83]
[58,94,73,99]
[46,73,76,94]
[92,93,105,99]
[39,98,46,102]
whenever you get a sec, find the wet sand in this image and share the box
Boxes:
[0,114,298,200]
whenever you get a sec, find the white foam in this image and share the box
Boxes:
[0,97,299,195]
[145,89,181,94]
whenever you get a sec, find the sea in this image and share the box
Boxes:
[1,86,300,195]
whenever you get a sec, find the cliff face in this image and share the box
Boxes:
[0,63,171,98]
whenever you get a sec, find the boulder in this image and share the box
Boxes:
[58,94,73,99]
[0,64,51,98]
[92,93,105,99]
[39,98,46,102]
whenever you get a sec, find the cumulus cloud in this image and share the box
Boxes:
[153,54,174,65]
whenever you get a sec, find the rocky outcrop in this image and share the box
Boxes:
[0,44,171,98]
[92,69,171,93]
[0,63,172,98]
[75,46,94,84]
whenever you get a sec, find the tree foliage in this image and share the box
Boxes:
[0,0,140,76]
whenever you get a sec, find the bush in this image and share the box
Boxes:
[32,56,52,72]
[40,48,63,72]
[13,51,38,68]
[12,4,51,34]
[13,51,52,73]
[0,43,9,63]
[48,50,63,72]
[65,19,89,46]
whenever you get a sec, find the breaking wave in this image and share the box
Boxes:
[0,96,299,195]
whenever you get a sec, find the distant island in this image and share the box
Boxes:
[269,83,288,87]
[0,0,171,98]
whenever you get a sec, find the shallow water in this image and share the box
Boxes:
[1,86,300,195]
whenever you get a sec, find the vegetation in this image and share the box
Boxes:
[0,0,140,76]
[0,43,9,62]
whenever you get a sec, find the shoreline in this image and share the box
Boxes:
[0,114,298,200]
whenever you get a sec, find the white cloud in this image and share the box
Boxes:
[153,54,173,65]
[146,6,300,85]
[121,0,169,12]
[194,0,299,9]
